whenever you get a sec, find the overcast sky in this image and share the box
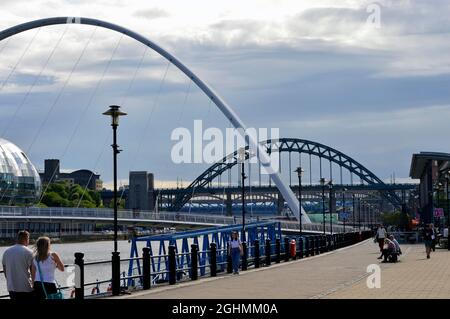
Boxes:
[0,0,449,188]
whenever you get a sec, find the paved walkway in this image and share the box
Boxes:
[116,240,450,299]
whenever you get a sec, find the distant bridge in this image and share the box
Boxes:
[0,206,353,238]
[160,138,416,214]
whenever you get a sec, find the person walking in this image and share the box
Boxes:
[31,237,65,300]
[376,224,387,252]
[423,224,434,259]
[228,231,243,275]
[1,230,34,300]
[430,224,437,252]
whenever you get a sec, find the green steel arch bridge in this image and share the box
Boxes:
[160,138,416,218]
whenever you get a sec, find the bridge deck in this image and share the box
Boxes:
[116,240,449,299]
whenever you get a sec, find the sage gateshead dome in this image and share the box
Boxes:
[0,138,41,204]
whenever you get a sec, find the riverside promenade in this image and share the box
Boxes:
[117,239,450,299]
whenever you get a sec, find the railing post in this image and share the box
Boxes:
[284,237,289,262]
[190,244,198,280]
[111,251,121,296]
[142,247,151,290]
[227,243,232,274]
[168,245,176,285]
[298,237,303,259]
[209,243,217,277]
[310,237,315,256]
[74,252,84,300]
[304,236,310,257]
[314,235,321,255]
[275,238,281,263]
[265,239,271,266]
[242,242,248,271]
[254,240,260,268]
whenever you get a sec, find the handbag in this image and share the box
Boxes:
[36,258,64,300]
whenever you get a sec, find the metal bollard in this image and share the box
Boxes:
[242,242,248,271]
[74,252,84,300]
[284,237,290,262]
[265,239,271,266]
[254,240,260,268]
[298,237,304,259]
[275,238,281,263]
[111,252,121,296]
[227,243,232,274]
[168,245,176,285]
[190,244,198,280]
[210,243,217,277]
[142,247,151,290]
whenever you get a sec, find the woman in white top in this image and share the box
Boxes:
[228,231,243,275]
[31,237,64,299]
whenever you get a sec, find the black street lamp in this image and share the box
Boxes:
[342,188,347,233]
[294,167,304,236]
[320,178,327,234]
[103,104,127,296]
[328,180,333,234]
[238,148,247,242]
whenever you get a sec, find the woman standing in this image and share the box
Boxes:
[31,237,65,299]
[376,225,387,252]
[423,224,434,259]
[228,231,243,275]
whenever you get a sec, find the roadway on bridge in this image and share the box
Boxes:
[116,239,430,299]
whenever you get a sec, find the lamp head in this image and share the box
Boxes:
[294,167,304,177]
[320,177,327,186]
[103,105,127,126]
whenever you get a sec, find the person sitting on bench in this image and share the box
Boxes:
[389,235,402,255]
[377,238,396,263]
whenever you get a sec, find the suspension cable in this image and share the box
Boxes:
[32,27,99,205]
[40,33,125,206]
[117,61,171,204]
[75,45,149,208]
[0,28,40,93]
[1,26,69,139]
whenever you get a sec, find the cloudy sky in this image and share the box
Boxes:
[0,0,449,188]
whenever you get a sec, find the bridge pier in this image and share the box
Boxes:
[226,191,232,216]
[277,192,285,216]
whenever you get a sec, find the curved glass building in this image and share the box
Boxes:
[0,138,41,204]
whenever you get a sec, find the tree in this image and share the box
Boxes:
[40,181,102,208]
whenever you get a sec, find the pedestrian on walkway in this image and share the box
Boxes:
[375,224,387,252]
[1,230,34,300]
[228,231,243,275]
[31,237,65,300]
[431,224,437,252]
[423,224,434,259]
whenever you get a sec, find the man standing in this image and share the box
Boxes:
[376,224,387,252]
[2,230,34,300]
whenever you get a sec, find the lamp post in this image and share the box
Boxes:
[358,197,361,230]
[103,105,127,296]
[328,180,333,234]
[238,148,247,242]
[320,178,327,234]
[342,188,347,233]
[294,167,304,236]
[352,193,356,229]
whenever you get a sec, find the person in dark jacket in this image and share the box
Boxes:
[423,224,434,259]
